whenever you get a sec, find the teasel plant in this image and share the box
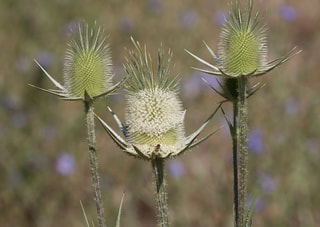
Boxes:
[96,37,221,227]
[30,22,126,227]
[186,0,301,226]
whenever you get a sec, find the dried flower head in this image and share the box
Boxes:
[31,22,125,102]
[186,0,300,79]
[96,38,220,160]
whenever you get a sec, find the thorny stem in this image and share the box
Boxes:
[238,76,249,227]
[152,158,169,227]
[232,100,239,227]
[85,100,107,227]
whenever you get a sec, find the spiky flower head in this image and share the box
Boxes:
[186,0,300,79]
[218,0,267,77]
[96,38,221,160]
[124,38,185,158]
[31,21,125,102]
[64,22,113,99]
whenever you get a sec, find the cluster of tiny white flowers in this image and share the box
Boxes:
[126,88,185,139]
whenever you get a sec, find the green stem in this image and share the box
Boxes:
[151,158,169,227]
[238,76,249,227]
[232,100,239,227]
[85,101,107,227]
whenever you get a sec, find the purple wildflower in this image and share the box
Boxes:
[35,51,53,68]
[285,98,299,115]
[11,112,27,129]
[214,11,229,26]
[202,74,220,91]
[56,152,76,176]
[181,73,202,100]
[246,196,266,213]
[279,5,297,22]
[147,0,164,14]
[248,129,264,154]
[61,19,81,39]
[180,9,199,29]
[1,95,20,111]
[119,16,135,32]
[258,173,277,194]
[167,160,185,178]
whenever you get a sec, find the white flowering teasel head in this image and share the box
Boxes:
[96,38,221,160]
[124,42,185,158]
[30,22,125,102]
[126,89,185,147]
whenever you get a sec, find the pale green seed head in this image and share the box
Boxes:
[218,0,267,77]
[64,23,113,99]
[124,39,185,156]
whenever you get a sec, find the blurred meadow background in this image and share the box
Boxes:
[1,0,319,226]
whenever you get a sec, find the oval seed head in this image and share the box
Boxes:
[124,39,185,157]
[64,22,113,99]
[218,0,267,77]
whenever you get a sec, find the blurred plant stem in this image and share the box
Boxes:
[232,100,239,227]
[152,157,169,227]
[85,98,107,227]
[238,76,249,227]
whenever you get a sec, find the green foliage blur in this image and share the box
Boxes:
[1,0,319,226]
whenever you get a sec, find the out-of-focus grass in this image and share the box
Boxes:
[0,0,319,226]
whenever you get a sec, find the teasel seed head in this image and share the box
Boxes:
[31,21,126,102]
[186,0,300,79]
[64,22,113,99]
[218,0,267,77]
